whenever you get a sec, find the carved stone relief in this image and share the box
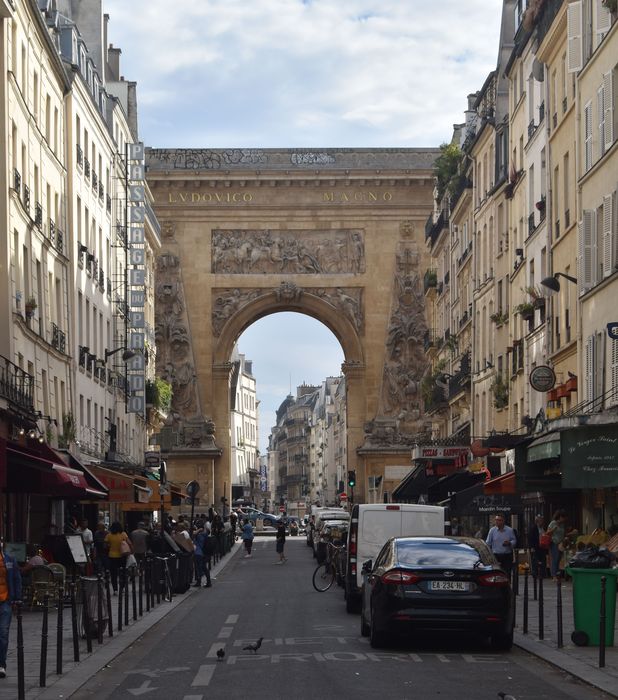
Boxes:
[212,286,364,336]
[211,229,365,275]
[155,248,218,450]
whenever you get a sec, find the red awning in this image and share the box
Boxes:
[483,471,516,495]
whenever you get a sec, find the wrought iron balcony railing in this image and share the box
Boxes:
[0,355,34,413]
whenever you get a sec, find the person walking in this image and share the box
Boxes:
[130,522,150,567]
[241,519,254,557]
[193,524,212,587]
[0,537,22,679]
[547,509,568,579]
[275,521,287,563]
[93,521,108,575]
[105,522,132,594]
[527,514,547,579]
[486,513,517,579]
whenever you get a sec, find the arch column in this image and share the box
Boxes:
[342,361,367,503]
[212,361,234,507]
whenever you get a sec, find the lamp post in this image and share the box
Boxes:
[540,272,577,293]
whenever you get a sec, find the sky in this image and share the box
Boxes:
[104,0,504,449]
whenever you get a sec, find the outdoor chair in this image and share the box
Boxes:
[29,565,57,609]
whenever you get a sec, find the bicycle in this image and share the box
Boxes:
[155,556,174,602]
[312,542,345,592]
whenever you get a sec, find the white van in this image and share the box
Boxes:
[344,503,444,612]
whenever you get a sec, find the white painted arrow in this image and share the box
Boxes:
[128,680,158,696]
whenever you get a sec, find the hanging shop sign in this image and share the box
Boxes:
[562,425,618,489]
[607,322,618,339]
[529,365,556,392]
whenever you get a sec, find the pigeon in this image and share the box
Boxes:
[242,637,264,654]
[497,693,517,700]
[216,648,225,662]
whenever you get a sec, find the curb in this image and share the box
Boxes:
[29,542,242,699]
[514,633,618,699]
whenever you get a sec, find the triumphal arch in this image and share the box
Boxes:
[146,148,438,507]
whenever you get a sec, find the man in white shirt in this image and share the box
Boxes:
[486,513,517,578]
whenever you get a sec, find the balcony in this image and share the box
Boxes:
[448,352,471,400]
[34,202,42,227]
[49,219,55,244]
[56,229,64,255]
[92,171,98,192]
[528,212,536,237]
[84,158,91,179]
[13,168,21,196]
[424,329,437,353]
[449,175,473,209]
[76,143,83,167]
[78,345,88,368]
[106,194,112,212]
[0,355,34,414]
[51,323,66,353]
[423,269,437,294]
[425,210,449,248]
[527,120,537,140]
[23,185,30,213]
[538,101,545,124]
[424,385,448,414]
[99,268,105,290]
[99,182,104,199]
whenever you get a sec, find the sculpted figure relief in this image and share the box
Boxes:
[211,229,365,274]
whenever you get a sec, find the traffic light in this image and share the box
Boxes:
[347,470,356,488]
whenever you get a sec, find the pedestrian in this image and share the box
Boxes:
[275,521,287,563]
[241,519,254,557]
[212,514,225,557]
[130,521,150,566]
[229,511,238,539]
[105,522,132,594]
[485,513,517,579]
[546,509,568,579]
[527,514,547,579]
[93,521,108,574]
[193,524,213,587]
[0,535,22,679]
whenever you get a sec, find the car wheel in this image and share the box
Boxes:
[360,611,370,637]
[369,610,386,649]
[490,629,513,651]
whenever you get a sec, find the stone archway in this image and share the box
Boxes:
[146,148,437,507]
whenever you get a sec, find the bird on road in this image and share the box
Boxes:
[216,648,225,661]
[242,637,264,654]
[497,693,517,700]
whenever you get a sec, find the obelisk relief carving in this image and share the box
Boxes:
[211,229,365,274]
[363,243,428,448]
[155,234,219,451]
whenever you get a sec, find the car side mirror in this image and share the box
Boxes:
[361,560,373,574]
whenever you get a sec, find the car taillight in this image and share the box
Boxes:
[351,563,356,575]
[349,530,357,554]
[478,572,510,586]
[381,569,420,585]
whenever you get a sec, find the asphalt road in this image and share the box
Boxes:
[72,538,612,700]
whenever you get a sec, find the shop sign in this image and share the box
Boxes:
[607,322,618,339]
[412,446,470,460]
[529,365,556,392]
[562,425,618,488]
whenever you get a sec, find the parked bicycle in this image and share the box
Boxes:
[155,556,174,602]
[312,542,345,592]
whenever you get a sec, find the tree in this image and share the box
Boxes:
[434,142,463,202]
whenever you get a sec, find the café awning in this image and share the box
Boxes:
[527,432,561,462]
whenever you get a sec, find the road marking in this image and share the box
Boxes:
[191,665,216,687]
[218,626,233,638]
[206,643,223,659]
[183,695,203,700]
[128,680,157,695]
[225,614,239,624]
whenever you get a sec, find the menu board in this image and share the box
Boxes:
[65,535,88,564]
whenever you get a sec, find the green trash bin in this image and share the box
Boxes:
[565,567,618,646]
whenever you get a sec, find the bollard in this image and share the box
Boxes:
[599,576,606,668]
[69,580,80,662]
[513,557,519,597]
[533,568,538,601]
[145,559,151,612]
[97,574,104,645]
[523,567,529,635]
[16,601,25,700]
[117,568,123,632]
[132,567,138,621]
[105,571,113,638]
[56,585,63,675]
[81,578,92,654]
[156,559,162,605]
[538,566,544,640]
[39,594,49,687]
[124,567,130,626]
[138,561,144,616]
[556,574,563,648]
[512,564,517,626]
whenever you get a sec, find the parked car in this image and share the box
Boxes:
[360,536,514,650]
[237,509,281,528]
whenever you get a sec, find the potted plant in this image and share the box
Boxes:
[490,374,509,410]
[58,412,76,448]
[515,302,534,320]
[535,195,546,212]
[490,311,508,325]
[25,296,37,317]
[602,0,617,13]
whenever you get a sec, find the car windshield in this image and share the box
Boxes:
[395,539,494,568]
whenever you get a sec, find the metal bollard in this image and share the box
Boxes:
[556,574,563,648]
[39,594,49,687]
[513,557,519,596]
[117,568,123,632]
[599,576,607,668]
[69,580,80,662]
[124,567,130,626]
[533,568,538,601]
[132,567,138,621]
[538,566,544,640]
[138,561,144,616]
[145,559,151,612]
[81,578,92,654]
[523,567,529,635]
[105,570,113,638]
[97,574,104,645]
[16,602,25,700]
[56,585,63,674]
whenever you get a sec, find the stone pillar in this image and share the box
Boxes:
[342,361,367,503]
[212,362,233,508]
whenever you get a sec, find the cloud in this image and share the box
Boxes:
[104,0,504,147]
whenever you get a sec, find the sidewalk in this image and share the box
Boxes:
[0,541,242,700]
[513,573,618,698]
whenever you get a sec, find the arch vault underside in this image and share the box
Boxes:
[146,148,437,505]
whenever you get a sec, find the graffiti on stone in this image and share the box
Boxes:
[290,152,336,166]
[147,149,267,170]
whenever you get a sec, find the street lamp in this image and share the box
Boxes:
[104,347,136,362]
[540,272,577,293]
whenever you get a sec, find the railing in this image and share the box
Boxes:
[99,181,104,199]
[424,329,437,353]
[0,355,34,412]
[92,171,98,192]
[56,229,64,255]
[99,268,105,290]
[84,158,91,179]
[528,120,537,139]
[34,202,43,227]
[528,212,536,236]
[539,101,545,123]
[425,386,448,414]
[23,185,30,212]
[449,175,473,208]
[553,112,558,128]
[565,209,570,228]
[106,194,112,212]
[49,219,55,244]
[76,143,83,166]
[78,345,88,368]
[51,323,66,353]
[448,352,471,399]
[425,210,449,248]
[423,269,437,293]
[13,168,21,195]
[444,270,450,286]
[562,96,567,114]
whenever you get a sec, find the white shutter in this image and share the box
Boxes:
[603,70,614,152]
[585,334,596,406]
[568,1,584,73]
[584,101,593,171]
[596,0,611,44]
[602,194,613,278]
[579,210,596,293]
[609,337,618,408]
[598,85,606,157]
[596,332,606,411]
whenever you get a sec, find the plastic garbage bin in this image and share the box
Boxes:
[565,567,618,646]
[175,551,192,593]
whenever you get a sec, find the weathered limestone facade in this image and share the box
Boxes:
[146,148,438,506]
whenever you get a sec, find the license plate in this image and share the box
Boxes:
[430,581,470,591]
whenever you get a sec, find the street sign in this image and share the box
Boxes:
[339,493,348,501]
[159,484,170,496]
[607,322,618,339]
[529,365,556,392]
[279,505,286,512]
[144,450,160,467]
[186,480,200,498]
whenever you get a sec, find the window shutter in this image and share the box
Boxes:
[602,194,614,278]
[596,0,611,43]
[596,332,606,411]
[598,85,606,157]
[609,337,618,408]
[579,210,596,293]
[584,101,593,171]
[585,334,596,406]
[603,70,614,152]
[567,1,583,73]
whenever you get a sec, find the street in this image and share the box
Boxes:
[71,539,612,700]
